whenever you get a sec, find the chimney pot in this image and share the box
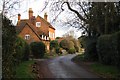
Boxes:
[29,8,33,19]
[44,12,47,21]
[18,14,21,21]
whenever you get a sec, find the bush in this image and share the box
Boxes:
[60,39,69,51]
[30,42,45,58]
[14,37,30,64]
[97,31,120,67]
[50,40,60,54]
[68,48,76,54]
[50,40,59,50]
[55,47,60,54]
[23,43,30,61]
[84,37,98,61]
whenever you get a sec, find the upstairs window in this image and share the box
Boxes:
[36,22,41,27]
[25,34,30,40]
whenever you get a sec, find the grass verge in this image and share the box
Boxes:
[15,60,35,78]
[72,54,120,78]
[90,63,120,78]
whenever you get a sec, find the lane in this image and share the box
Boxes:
[36,54,99,78]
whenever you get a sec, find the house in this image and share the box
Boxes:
[16,8,55,50]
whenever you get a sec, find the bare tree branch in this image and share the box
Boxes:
[77,2,89,19]
[61,2,88,23]
[40,1,49,12]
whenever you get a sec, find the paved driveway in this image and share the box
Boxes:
[36,54,99,78]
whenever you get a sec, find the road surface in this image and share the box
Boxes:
[36,54,99,78]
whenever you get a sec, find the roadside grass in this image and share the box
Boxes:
[15,60,35,78]
[72,54,120,78]
[90,63,120,78]
[72,53,85,61]
[43,53,58,59]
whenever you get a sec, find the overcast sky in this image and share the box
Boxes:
[0,0,82,38]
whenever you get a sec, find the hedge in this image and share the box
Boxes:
[30,42,45,58]
[97,31,120,67]
[84,37,98,61]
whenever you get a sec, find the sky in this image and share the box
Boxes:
[0,0,82,38]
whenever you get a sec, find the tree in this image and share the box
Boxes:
[2,16,16,78]
[78,36,86,48]
[42,1,120,37]
[1,0,23,17]
[41,1,120,61]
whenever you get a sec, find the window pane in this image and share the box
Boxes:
[25,34,30,40]
[36,22,41,27]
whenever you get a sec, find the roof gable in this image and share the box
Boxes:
[16,22,42,40]
[36,15,55,30]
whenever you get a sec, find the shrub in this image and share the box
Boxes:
[84,37,98,61]
[97,35,113,64]
[55,47,60,54]
[60,39,69,51]
[68,41,75,49]
[23,43,30,61]
[97,31,120,67]
[50,40,59,50]
[14,37,30,64]
[30,42,45,58]
[68,48,76,54]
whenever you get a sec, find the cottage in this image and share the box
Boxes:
[16,8,55,50]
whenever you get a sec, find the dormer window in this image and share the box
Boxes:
[36,22,41,27]
[25,34,30,40]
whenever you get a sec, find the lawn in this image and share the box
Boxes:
[72,54,120,78]
[15,60,35,79]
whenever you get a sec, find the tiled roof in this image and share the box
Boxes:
[37,15,55,30]
[16,20,27,33]
[16,21,42,40]
[16,15,55,40]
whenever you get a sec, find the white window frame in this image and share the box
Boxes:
[53,33,54,38]
[47,37,49,40]
[36,22,41,27]
[25,34,30,40]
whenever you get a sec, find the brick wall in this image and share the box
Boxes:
[18,25,41,44]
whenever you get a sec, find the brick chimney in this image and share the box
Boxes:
[18,14,21,21]
[29,8,33,19]
[44,12,47,21]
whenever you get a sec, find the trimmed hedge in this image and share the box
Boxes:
[97,31,120,67]
[30,42,45,58]
[84,37,98,61]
